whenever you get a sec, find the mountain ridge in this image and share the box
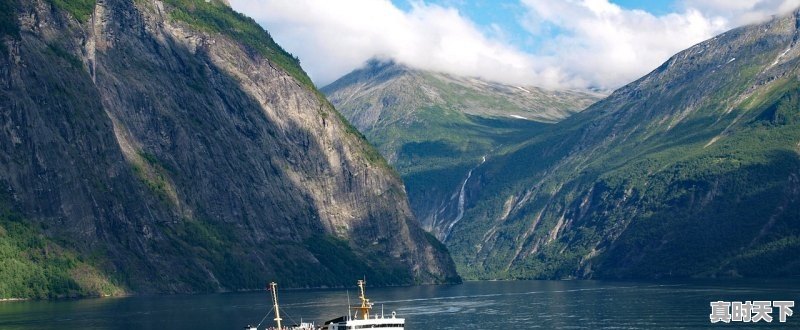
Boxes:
[323,58,603,128]
[445,8,800,280]
[0,0,458,299]
[322,59,601,239]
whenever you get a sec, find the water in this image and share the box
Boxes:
[1,279,798,329]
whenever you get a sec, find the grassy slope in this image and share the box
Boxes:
[48,0,94,23]
[0,195,124,299]
[393,108,550,224]
[326,67,589,234]
[162,0,311,90]
[448,23,800,280]
[592,78,800,278]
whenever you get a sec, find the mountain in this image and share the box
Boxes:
[447,9,800,280]
[0,0,458,299]
[322,60,601,238]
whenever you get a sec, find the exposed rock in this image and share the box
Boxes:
[0,0,458,296]
[323,59,601,237]
[446,9,800,280]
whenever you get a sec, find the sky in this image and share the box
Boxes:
[229,0,800,90]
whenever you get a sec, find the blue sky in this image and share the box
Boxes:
[231,0,800,89]
[611,0,676,14]
[389,0,676,53]
[391,0,544,52]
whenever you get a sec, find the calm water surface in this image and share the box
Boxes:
[1,279,798,329]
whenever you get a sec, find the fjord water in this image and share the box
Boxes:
[1,280,798,329]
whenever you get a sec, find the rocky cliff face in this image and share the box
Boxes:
[446,9,800,280]
[322,60,600,238]
[0,0,458,298]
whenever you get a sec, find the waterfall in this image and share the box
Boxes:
[442,156,486,241]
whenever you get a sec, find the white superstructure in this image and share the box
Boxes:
[248,280,403,330]
[323,280,405,330]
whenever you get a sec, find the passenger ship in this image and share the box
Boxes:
[247,280,405,330]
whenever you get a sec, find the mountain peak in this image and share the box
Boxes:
[441,7,800,281]
[321,58,414,93]
[364,57,406,70]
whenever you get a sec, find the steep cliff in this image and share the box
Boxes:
[0,0,458,298]
[447,9,800,280]
[323,60,600,238]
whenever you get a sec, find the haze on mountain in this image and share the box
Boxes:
[231,0,800,91]
[0,0,458,299]
[444,8,800,280]
[324,5,800,282]
[322,60,601,239]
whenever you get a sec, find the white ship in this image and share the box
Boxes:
[323,280,405,330]
[246,280,404,330]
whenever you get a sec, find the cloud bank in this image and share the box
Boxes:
[680,0,800,25]
[230,0,800,90]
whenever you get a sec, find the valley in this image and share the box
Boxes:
[323,60,601,239]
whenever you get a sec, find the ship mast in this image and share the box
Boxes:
[270,282,283,330]
[353,279,373,320]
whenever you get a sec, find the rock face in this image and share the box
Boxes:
[323,60,601,238]
[447,10,800,280]
[0,0,458,297]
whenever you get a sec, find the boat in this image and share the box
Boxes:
[323,280,405,330]
[245,282,316,330]
[246,280,404,330]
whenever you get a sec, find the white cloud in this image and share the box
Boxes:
[230,0,557,87]
[229,0,800,90]
[680,0,800,25]
[518,0,729,88]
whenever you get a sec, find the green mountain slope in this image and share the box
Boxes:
[0,0,458,298]
[322,60,601,238]
[447,10,800,280]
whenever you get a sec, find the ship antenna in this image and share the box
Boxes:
[269,282,283,330]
